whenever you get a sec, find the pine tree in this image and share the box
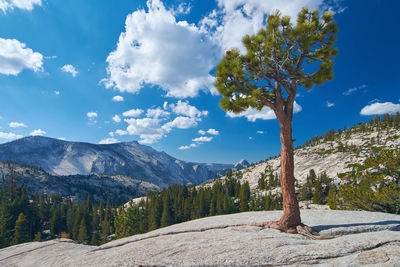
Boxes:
[78,218,88,244]
[160,195,173,227]
[100,215,111,244]
[34,232,42,242]
[50,205,61,236]
[12,213,30,245]
[308,169,317,184]
[327,186,338,209]
[215,7,337,230]
[0,202,14,248]
[91,231,99,246]
[148,194,161,231]
[239,182,250,212]
[312,177,323,204]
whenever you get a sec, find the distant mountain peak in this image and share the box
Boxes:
[234,159,250,169]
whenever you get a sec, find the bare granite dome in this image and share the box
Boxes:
[1,210,399,266]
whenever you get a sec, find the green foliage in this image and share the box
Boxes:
[239,182,250,212]
[312,178,323,204]
[0,181,116,249]
[12,213,30,245]
[77,218,88,244]
[215,8,337,114]
[160,194,173,227]
[333,148,400,214]
[34,232,42,242]
[114,174,282,240]
[298,170,333,204]
[257,165,280,190]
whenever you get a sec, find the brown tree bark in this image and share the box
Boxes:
[277,119,301,229]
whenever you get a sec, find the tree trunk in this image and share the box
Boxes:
[278,121,301,229]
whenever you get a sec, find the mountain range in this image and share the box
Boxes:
[0,136,249,188]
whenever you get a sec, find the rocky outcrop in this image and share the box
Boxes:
[1,210,399,266]
[234,127,400,190]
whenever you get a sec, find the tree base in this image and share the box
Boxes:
[247,221,336,240]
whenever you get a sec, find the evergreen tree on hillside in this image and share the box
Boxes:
[0,202,14,248]
[12,213,30,245]
[160,194,173,227]
[100,214,112,244]
[312,178,323,204]
[34,232,42,242]
[239,182,250,212]
[148,193,161,231]
[78,218,88,244]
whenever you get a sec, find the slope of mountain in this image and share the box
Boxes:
[206,122,400,191]
[0,136,239,188]
[0,162,158,203]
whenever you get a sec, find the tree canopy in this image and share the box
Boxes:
[215,7,338,117]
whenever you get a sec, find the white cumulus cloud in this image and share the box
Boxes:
[178,143,198,150]
[112,115,121,123]
[9,122,27,128]
[227,102,302,122]
[0,38,43,75]
[162,116,199,132]
[206,128,219,135]
[146,107,170,119]
[0,0,42,13]
[87,112,98,118]
[326,101,335,108]
[0,131,23,140]
[112,95,124,102]
[192,136,213,142]
[125,117,165,144]
[199,128,219,135]
[121,101,208,144]
[170,100,208,118]
[99,138,119,144]
[30,129,46,136]
[61,64,78,77]
[360,102,400,115]
[122,109,144,117]
[102,0,219,98]
[115,129,128,136]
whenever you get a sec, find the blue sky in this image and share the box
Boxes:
[0,0,399,164]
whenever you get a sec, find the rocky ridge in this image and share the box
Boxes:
[223,126,400,191]
[0,136,239,188]
[0,210,399,266]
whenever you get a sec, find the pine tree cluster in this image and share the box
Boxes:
[257,165,280,190]
[328,148,400,213]
[298,169,334,204]
[0,182,116,248]
[115,174,282,239]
